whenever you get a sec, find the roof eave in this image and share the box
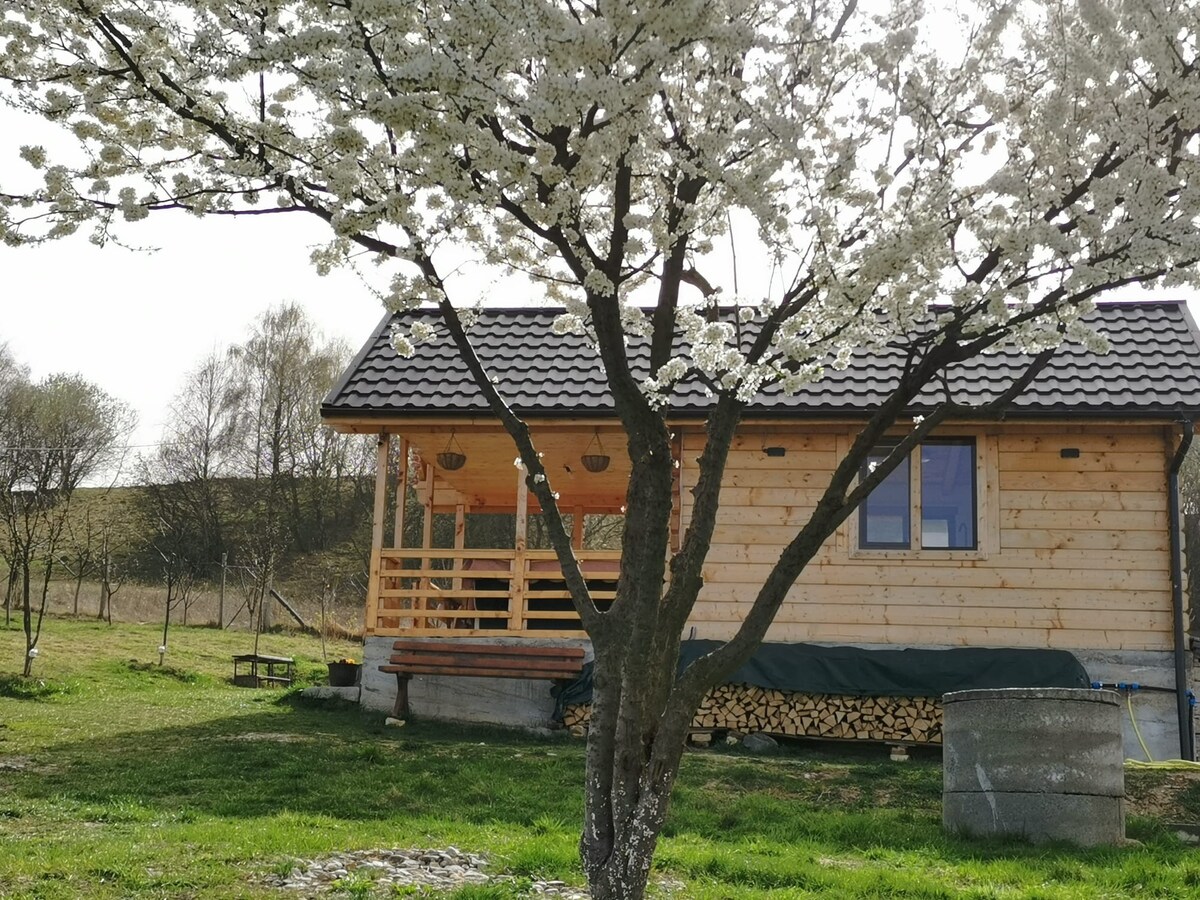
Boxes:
[322,404,1200,422]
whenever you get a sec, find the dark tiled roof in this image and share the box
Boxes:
[322,301,1200,419]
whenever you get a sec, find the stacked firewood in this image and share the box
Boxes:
[562,684,943,744]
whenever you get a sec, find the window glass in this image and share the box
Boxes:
[860,447,910,548]
[920,441,976,549]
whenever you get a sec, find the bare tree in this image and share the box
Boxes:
[154,537,196,664]
[149,349,243,572]
[0,343,27,626]
[96,521,124,624]
[0,372,135,674]
[59,506,101,616]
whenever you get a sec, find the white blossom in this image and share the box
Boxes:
[19,145,46,168]
[0,0,1194,418]
[552,313,586,336]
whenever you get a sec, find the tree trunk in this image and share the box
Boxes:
[578,420,692,900]
[582,675,690,900]
[3,566,14,627]
[261,568,275,631]
[72,569,84,616]
[161,581,172,666]
[21,559,32,677]
[98,535,111,621]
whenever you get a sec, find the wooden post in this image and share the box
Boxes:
[387,437,409,632]
[454,503,467,626]
[218,552,227,629]
[392,437,409,549]
[365,433,391,637]
[512,466,528,632]
[419,462,434,629]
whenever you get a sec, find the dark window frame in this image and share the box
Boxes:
[918,438,978,551]
[858,441,911,550]
[858,437,979,552]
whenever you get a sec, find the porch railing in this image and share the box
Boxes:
[369,548,620,638]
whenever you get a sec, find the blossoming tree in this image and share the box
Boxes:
[3,1,1200,895]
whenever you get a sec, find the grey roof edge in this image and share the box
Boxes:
[320,404,1200,421]
[1177,302,1200,416]
[324,310,394,407]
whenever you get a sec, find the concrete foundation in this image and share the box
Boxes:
[943,688,1125,846]
[358,638,1193,760]
[1072,649,1189,762]
[361,635,590,729]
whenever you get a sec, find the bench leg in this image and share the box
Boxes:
[392,674,411,718]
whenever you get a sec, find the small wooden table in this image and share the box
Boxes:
[232,653,295,687]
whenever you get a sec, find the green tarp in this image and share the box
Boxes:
[554,642,1089,717]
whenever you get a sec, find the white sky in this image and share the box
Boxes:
[2,50,1199,473]
[1,213,389,452]
[4,182,1198,462]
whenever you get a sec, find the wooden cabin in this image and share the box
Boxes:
[322,301,1200,759]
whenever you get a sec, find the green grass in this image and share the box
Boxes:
[2,618,1200,898]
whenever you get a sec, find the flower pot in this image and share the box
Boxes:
[328,662,362,687]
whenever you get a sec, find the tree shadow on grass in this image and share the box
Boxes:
[4,696,586,829]
[6,693,1197,894]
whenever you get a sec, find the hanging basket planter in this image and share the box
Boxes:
[581,454,610,473]
[437,451,467,470]
[581,430,611,472]
[436,431,467,470]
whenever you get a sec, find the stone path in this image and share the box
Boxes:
[267,847,589,897]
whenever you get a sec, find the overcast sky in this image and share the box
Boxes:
[3,98,1199,474]
[1,212,389,451]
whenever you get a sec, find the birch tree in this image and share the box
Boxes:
[3,1,1200,895]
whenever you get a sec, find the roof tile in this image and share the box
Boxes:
[322,301,1200,419]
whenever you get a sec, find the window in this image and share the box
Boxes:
[859,439,977,551]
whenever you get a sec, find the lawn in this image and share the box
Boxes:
[2,618,1200,899]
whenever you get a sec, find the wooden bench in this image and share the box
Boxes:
[379,640,586,717]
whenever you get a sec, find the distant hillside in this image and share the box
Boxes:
[54,478,373,600]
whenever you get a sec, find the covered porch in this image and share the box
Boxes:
[348,421,676,639]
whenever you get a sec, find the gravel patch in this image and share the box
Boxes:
[266,847,589,897]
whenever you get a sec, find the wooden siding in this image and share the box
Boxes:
[683,424,1175,651]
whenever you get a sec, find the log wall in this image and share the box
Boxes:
[682,423,1175,652]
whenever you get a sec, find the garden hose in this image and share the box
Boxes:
[1128,692,1155,762]
[1122,691,1200,771]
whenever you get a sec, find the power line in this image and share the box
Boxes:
[0,440,187,453]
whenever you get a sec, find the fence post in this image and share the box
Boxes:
[218,552,227,629]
